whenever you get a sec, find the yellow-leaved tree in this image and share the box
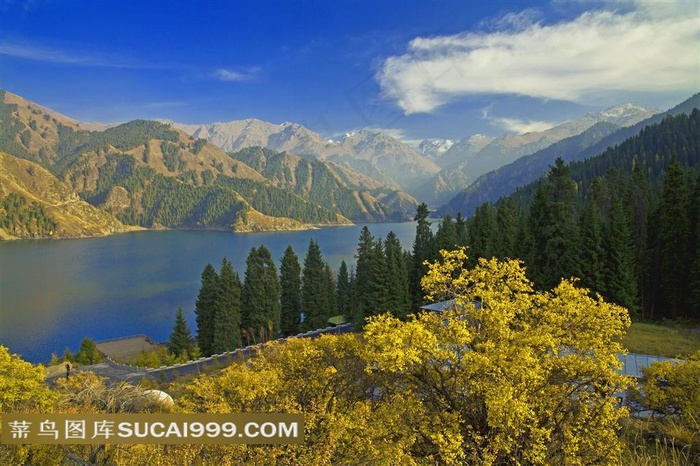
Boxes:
[362,249,631,465]
[0,346,56,465]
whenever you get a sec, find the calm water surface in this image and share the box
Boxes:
[0,223,417,362]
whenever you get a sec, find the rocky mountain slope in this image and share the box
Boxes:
[228,146,419,222]
[0,151,136,239]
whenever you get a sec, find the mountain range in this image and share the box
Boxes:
[167,103,656,208]
[1,88,694,240]
[0,90,419,238]
[166,119,441,194]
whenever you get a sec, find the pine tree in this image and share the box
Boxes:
[242,246,281,344]
[436,213,457,251]
[603,195,639,315]
[280,245,302,336]
[323,264,338,318]
[688,176,700,317]
[75,337,100,365]
[368,239,390,317]
[354,226,376,324]
[689,219,700,317]
[384,231,411,318]
[455,212,469,247]
[514,210,533,269]
[578,192,606,295]
[167,307,194,359]
[212,258,242,352]
[657,159,691,318]
[496,197,518,259]
[302,240,332,330]
[530,158,580,289]
[336,260,351,318]
[469,202,498,264]
[195,263,219,356]
[528,180,551,287]
[411,203,435,308]
[628,162,651,317]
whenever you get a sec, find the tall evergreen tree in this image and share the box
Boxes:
[689,219,700,317]
[578,191,606,295]
[688,176,700,317]
[354,226,376,324]
[336,260,351,318]
[496,197,518,259]
[411,203,435,308]
[469,202,498,264]
[167,307,194,359]
[212,258,242,352]
[603,195,639,315]
[530,158,580,289]
[514,210,533,269]
[528,180,551,287]
[436,213,457,252]
[384,231,411,318]
[280,245,302,336]
[241,246,281,344]
[302,240,332,330]
[195,263,219,356]
[627,162,651,317]
[368,239,390,317]
[455,212,469,248]
[657,159,691,317]
[323,264,338,318]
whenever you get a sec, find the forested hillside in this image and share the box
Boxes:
[0,91,357,232]
[0,151,134,239]
[435,110,700,320]
[229,147,418,222]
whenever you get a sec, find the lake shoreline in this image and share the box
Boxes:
[0,220,383,242]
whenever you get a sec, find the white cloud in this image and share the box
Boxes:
[337,126,421,146]
[377,2,700,114]
[481,105,558,134]
[2,42,108,66]
[489,116,557,134]
[1,41,170,69]
[212,67,260,82]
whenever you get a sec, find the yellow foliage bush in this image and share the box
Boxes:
[641,350,700,426]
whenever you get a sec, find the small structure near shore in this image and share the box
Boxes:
[95,334,159,362]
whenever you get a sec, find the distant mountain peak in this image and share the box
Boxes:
[581,103,657,128]
[418,139,456,161]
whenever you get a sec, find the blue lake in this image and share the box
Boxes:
[0,223,418,363]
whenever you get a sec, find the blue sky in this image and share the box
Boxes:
[1,0,698,144]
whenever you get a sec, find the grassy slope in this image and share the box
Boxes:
[623,322,700,358]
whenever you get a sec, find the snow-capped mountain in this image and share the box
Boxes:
[417,139,455,162]
[436,134,495,169]
[168,120,440,194]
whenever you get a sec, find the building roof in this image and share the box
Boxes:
[420,299,456,312]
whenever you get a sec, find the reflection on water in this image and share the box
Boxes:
[0,223,417,362]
